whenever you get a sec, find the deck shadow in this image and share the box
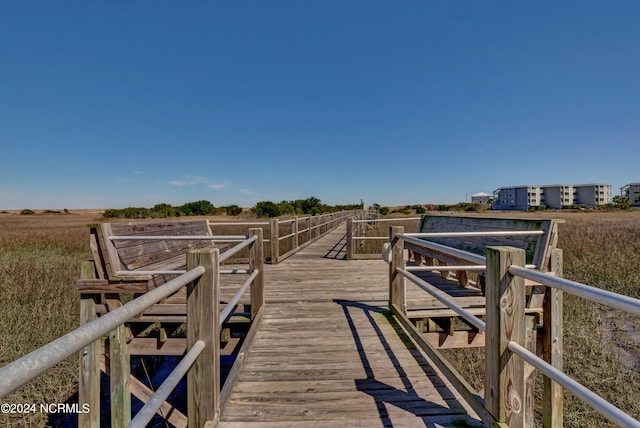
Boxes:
[334,300,467,426]
[323,233,347,259]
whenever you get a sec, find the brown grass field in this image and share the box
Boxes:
[0,209,639,427]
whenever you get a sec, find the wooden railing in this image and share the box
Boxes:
[210,209,361,263]
[0,230,265,428]
[388,226,640,427]
[345,215,420,260]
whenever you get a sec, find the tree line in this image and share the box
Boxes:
[102,197,363,219]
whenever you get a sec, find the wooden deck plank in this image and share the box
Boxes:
[219,225,485,426]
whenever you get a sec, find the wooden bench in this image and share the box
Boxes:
[78,219,241,356]
[86,219,216,288]
[410,215,558,274]
[400,214,561,349]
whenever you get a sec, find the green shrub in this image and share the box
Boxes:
[225,205,243,216]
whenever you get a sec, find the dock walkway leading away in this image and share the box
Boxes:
[219,225,484,427]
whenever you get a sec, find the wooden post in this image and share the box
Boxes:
[187,248,219,428]
[249,228,264,320]
[485,246,526,428]
[108,301,131,428]
[543,248,563,428]
[524,314,537,426]
[307,216,312,242]
[439,261,450,279]
[270,219,279,264]
[389,226,405,312]
[346,218,353,260]
[293,216,299,249]
[79,261,100,428]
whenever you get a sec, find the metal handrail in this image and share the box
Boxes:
[406,265,486,272]
[402,235,486,265]
[115,269,251,276]
[0,266,205,398]
[128,340,205,428]
[405,230,545,238]
[219,235,258,263]
[109,235,246,241]
[353,217,421,223]
[219,270,259,325]
[508,341,640,428]
[401,234,537,269]
[208,221,269,226]
[509,265,640,317]
[397,269,487,332]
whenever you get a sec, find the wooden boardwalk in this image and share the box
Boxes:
[219,225,485,427]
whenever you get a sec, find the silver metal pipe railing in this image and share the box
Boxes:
[397,268,487,332]
[127,340,206,428]
[401,235,486,265]
[0,266,205,398]
[219,270,259,325]
[509,265,640,316]
[219,235,258,263]
[508,341,640,428]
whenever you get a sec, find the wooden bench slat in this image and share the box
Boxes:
[418,216,557,269]
[109,220,211,236]
[94,220,214,277]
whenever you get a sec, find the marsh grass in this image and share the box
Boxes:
[351,217,421,256]
[0,213,94,426]
[2,211,640,426]
[0,212,321,425]
[440,211,640,427]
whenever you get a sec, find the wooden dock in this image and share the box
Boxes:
[219,225,485,427]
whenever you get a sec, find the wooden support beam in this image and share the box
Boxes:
[485,246,527,428]
[345,217,353,260]
[389,226,405,312]
[543,248,563,428]
[524,314,537,426]
[422,330,486,349]
[439,261,450,279]
[270,219,279,264]
[108,302,131,428]
[187,248,219,428]
[100,356,187,428]
[78,261,100,428]
[249,228,264,320]
[457,269,469,287]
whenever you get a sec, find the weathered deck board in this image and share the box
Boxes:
[218,225,485,427]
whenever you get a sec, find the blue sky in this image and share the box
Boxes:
[1,1,639,209]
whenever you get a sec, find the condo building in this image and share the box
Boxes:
[492,184,612,210]
[621,182,640,207]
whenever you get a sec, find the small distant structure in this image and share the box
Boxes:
[470,192,492,205]
[620,182,640,207]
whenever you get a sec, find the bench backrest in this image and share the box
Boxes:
[418,215,559,271]
[90,220,214,280]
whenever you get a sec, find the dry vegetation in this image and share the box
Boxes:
[436,211,640,427]
[1,209,639,427]
[0,211,99,426]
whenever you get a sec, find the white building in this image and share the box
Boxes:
[574,184,612,206]
[471,192,492,205]
[492,183,612,210]
[492,186,542,210]
[540,185,574,209]
[621,182,640,207]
